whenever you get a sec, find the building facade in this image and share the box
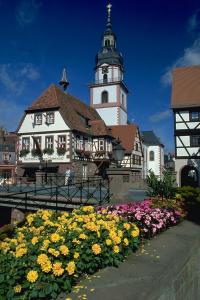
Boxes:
[17,85,113,178]
[171,66,200,187]
[141,131,164,178]
[0,128,17,183]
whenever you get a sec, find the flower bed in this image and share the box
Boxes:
[0,207,140,299]
[97,199,184,239]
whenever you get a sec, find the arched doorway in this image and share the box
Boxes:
[181,165,199,187]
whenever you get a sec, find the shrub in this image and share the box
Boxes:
[0,207,140,299]
[43,148,54,155]
[57,148,66,156]
[19,149,29,157]
[31,149,42,157]
[146,170,176,199]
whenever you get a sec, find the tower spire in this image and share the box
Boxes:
[59,67,69,91]
[106,2,112,32]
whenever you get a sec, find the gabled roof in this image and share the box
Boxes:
[171,66,200,108]
[109,124,139,153]
[21,84,110,136]
[141,131,164,147]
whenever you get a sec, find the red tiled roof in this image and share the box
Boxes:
[171,66,200,108]
[22,84,110,136]
[109,124,138,152]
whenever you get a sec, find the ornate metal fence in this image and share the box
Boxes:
[0,177,110,212]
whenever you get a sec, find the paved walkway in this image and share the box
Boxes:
[63,221,200,300]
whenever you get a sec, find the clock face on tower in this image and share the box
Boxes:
[102,66,108,74]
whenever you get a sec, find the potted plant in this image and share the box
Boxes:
[43,148,54,155]
[31,148,42,157]
[57,147,66,156]
[19,149,30,157]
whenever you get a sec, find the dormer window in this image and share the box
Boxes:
[34,113,42,125]
[46,112,54,124]
[102,91,108,103]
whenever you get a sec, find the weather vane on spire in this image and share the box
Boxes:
[59,67,69,92]
[106,2,112,31]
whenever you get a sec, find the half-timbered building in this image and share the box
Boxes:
[109,125,143,178]
[171,66,200,187]
[17,84,113,178]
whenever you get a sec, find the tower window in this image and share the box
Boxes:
[122,94,125,106]
[103,74,108,83]
[105,39,110,47]
[102,91,108,103]
[149,151,154,161]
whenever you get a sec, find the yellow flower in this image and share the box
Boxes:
[0,241,10,253]
[74,252,80,259]
[79,233,87,240]
[50,233,61,243]
[113,245,120,253]
[15,247,27,258]
[14,284,22,293]
[105,239,112,246]
[59,245,69,256]
[66,261,76,275]
[48,248,60,257]
[52,262,64,276]
[92,244,101,255]
[131,227,140,238]
[40,239,50,250]
[123,223,131,230]
[37,253,49,265]
[31,236,39,245]
[82,206,94,213]
[123,238,129,246]
[113,236,121,245]
[26,214,34,225]
[27,270,38,283]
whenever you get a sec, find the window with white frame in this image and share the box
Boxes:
[33,137,41,149]
[99,140,104,151]
[58,135,66,148]
[34,114,42,125]
[45,136,54,149]
[22,137,30,150]
[46,112,55,124]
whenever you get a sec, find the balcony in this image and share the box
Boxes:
[90,77,123,85]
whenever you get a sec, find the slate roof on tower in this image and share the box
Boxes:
[171,66,200,108]
[141,131,164,147]
[19,84,111,136]
[109,125,139,153]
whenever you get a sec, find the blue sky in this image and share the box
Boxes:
[0,0,200,152]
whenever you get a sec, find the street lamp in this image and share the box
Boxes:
[112,138,125,168]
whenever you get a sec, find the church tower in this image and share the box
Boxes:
[89,3,128,126]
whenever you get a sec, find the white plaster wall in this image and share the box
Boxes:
[19,132,71,163]
[18,111,69,133]
[96,107,118,125]
[92,86,117,104]
[175,111,189,122]
[118,108,127,125]
[147,145,164,177]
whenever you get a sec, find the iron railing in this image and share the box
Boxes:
[0,177,111,212]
